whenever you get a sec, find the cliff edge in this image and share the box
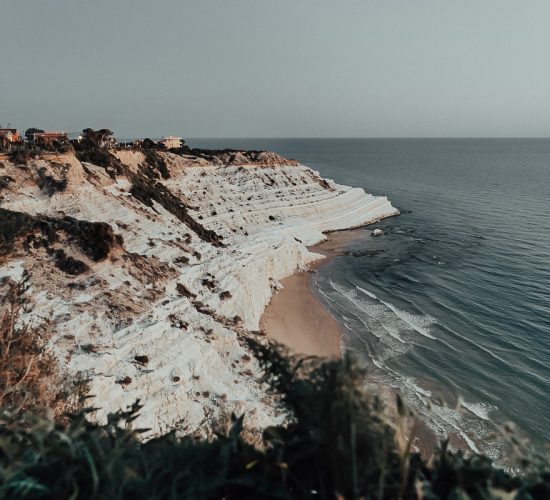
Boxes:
[0,146,398,438]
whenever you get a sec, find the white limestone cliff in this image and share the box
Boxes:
[0,149,398,438]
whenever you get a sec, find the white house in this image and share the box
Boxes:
[160,136,183,149]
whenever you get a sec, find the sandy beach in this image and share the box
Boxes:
[261,228,442,459]
[260,228,368,358]
[259,269,342,357]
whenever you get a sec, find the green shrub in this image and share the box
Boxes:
[0,339,548,498]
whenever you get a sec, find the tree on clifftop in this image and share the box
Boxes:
[24,127,45,142]
[81,128,115,148]
[141,137,165,150]
[24,127,45,136]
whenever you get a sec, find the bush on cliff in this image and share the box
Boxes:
[0,208,122,262]
[129,174,224,247]
[36,166,68,196]
[9,148,39,166]
[0,277,78,417]
[0,338,548,499]
[74,145,125,179]
[141,149,170,179]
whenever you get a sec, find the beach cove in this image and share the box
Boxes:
[260,228,370,358]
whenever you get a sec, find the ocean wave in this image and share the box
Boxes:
[378,299,437,339]
[396,375,497,456]
[427,405,481,454]
[318,279,440,359]
[356,285,437,340]
[326,283,409,353]
[315,278,503,459]
[356,285,378,299]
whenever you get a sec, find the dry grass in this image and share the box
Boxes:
[0,273,80,417]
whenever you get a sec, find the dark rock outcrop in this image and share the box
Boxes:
[171,147,298,167]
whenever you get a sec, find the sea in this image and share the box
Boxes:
[190,138,550,461]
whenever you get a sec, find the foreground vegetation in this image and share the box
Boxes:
[1,248,548,498]
[0,338,548,498]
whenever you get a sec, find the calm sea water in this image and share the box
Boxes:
[191,138,550,458]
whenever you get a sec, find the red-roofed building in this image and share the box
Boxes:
[0,128,22,151]
[26,130,68,145]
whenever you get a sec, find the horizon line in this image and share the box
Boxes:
[184,136,550,140]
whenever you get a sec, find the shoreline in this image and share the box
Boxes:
[2,145,400,438]
[259,226,439,458]
[260,227,367,358]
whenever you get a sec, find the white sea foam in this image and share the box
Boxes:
[376,370,500,457]
[402,377,432,398]
[355,285,437,340]
[329,281,495,457]
[372,358,384,369]
[329,283,409,355]
[459,431,481,454]
[381,324,406,343]
[356,285,378,299]
[415,398,482,454]
[378,299,437,339]
[319,237,502,458]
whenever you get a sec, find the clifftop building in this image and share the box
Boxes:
[0,128,22,151]
[26,130,68,145]
[160,136,183,149]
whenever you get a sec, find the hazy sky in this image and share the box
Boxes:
[1,1,550,138]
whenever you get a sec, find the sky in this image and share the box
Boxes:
[1,0,550,138]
